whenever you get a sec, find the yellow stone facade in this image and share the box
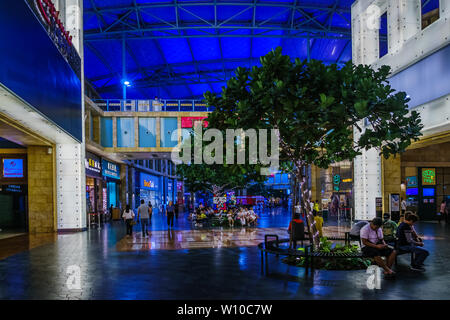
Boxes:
[381,155,402,213]
[27,146,56,233]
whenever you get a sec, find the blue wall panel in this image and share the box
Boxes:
[101,118,113,147]
[0,0,82,141]
[389,44,450,108]
[117,118,135,148]
[138,118,156,147]
[160,118,178,148]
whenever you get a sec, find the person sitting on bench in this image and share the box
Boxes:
[396,213,429,272]
[360,217,397,278]
[349,220,368,241]
[382,213,398,246]
[288,213,304,249]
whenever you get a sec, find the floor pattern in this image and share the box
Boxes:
[116,226,350,251]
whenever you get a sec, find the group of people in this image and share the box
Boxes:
[188,205,259,228]
[121,200,179,236]
[226,206,258,227]
[350,211,429,277]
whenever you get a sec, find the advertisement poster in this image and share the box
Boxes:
[390,194,400,212]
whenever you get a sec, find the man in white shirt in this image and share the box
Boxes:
[360,217,397,277]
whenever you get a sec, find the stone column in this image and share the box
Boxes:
[120,163,128,209]
[381,155,402,213]
[28,146,56,233]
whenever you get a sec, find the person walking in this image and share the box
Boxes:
[122,205,135,237]
[401,197,407,216]
[148,202,153,225]
[166,201,175,228]
[137,200,150,237]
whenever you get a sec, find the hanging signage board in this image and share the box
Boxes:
[102,159,120,180]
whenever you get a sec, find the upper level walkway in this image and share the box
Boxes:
[85,97,210,159]
[93,99,214,113]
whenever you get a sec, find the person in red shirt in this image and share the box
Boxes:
[288,213,304,232]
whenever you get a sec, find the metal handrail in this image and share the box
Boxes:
[92,99,213,112]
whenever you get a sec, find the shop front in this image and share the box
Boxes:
[102,159,121,212]
[0,154,28,233]
[138,172,161,214]
[319,161,354,219]
[85,152,102,226]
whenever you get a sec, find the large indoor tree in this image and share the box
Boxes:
[175,125,267,199]
[204,47,423,247]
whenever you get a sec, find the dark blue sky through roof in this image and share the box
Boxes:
[83,0,353,100]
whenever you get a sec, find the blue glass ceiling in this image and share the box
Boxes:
[83,0,353,99]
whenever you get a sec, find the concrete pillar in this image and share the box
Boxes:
[56,143,86,231]
[128,166,136,209]
[310,165,321,203]
[28,146,56,233]
[93,115,100,144]
[120,164,128,209]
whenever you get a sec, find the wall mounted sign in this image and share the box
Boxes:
[181,117,209,128]
[140,173,159,190]
[406,176,418,187]
[421,168,436,185]
[3,159,24,178]
[85,152,101,177]
[102,159,120,180]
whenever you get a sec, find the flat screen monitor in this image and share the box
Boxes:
[422,188,435,197]
[406,188,418,196]
[3,158,24,178]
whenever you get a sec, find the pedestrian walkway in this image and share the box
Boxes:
[0,208,449,299]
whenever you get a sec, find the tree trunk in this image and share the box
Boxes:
[297,165,319,251]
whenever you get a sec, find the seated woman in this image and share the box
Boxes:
[237,208,246,226]
[247,207,258,226]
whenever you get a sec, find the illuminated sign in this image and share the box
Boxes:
[3,159,24,178]
[406,176,418,187]
[85,153,102,177]
[421,168,436,185]
[333,175,341,185]
[342,178,352,183]
[140,173,159,190]
[102,160,120,180]
[181,117,209,128]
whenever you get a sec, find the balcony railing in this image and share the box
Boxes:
[92,99,214,112]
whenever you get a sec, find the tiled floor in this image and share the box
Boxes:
[0,208,449,300]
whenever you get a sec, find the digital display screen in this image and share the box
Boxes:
[406,188,418,196]
[422,188,435,197]
[3,159,24,178]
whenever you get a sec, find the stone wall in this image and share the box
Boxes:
[382,155,401,213]
[28,146,55,233]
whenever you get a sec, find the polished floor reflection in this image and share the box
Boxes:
[116,226,350,251]
[0,207,449,300]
